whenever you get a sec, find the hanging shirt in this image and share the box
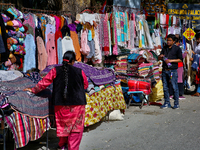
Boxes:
[70,31,82,62]
[61,36,75,56]
[46,33,57,66]
[23,34,36,72]
[23,13,35,38]
[54,16,61,32]
[57,37,63,64]
[45,24,55,46]
[36,36,48,71]
[55,30,63,64]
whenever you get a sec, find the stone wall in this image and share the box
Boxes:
[62,0,91,15]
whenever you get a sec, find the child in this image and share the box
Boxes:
[24,51,88,150]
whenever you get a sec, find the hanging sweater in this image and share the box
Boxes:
[23,34,36,72]
[36,36,48,71]
[61,36,75,55]
[46,33,57,66]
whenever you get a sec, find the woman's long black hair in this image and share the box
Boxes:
[62,51,76,99]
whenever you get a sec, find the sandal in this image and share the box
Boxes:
[192,92,200,97]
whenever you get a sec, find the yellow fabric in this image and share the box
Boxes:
[138,68,150,72]
[15,28,19,32]
[149,80,164,102]
[84,84,126,127]
[139,22,142,48]
[91,26,95,39]
[60,16,65,29]
[7,21,14,26]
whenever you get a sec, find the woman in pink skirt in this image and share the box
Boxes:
[24,51,88,150]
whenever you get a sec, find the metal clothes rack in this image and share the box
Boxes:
[0,3,15,12]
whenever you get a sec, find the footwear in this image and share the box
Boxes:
[169,96,173,99]
[191,92,200,97]
[173,105,180,109]
[179,96,185,100]
[160,103,172,109]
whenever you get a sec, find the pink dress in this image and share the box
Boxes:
[32,68,88,137]
[46,33,57,66]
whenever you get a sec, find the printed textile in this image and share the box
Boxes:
[5,111,50,148]
[84,83,126,126]
[0,77,51,118]
[55,105,85,137]
[73,62,116,86]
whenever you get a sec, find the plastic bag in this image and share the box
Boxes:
[149,80,164,102]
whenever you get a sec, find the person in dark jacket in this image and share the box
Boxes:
[24,51,88,150]
[158,34,183,109]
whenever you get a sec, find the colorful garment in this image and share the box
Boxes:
[55,105,85,137]
[84,83,126,126]
[103,13,109,56]
[5,111,50,148]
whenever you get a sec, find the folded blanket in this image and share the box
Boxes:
[0,77,52,118]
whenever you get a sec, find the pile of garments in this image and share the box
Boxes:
[114,60,127,74]
[0,7,26,70]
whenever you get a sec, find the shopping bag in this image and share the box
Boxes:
[149,80,164,102]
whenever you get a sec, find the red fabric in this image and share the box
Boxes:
[55,30,63,64]
[18,58,23,69]
[165,14,169,38]
[67,127,84,150]
[196,68,200,84]
[59,137,67,147]
[32,67,57,94]
[128,80,151,95]
[58,127,84,150]
[178,62,183,67]
[82,70,88,89]
[55,105,85,137]
[23,25,28,33]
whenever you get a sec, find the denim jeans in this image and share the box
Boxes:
[162,69,179,105]
[197,84,200,93]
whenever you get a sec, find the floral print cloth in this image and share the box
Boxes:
[84,83,126,127]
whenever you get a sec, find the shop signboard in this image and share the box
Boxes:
[183,28,196,40]
[168,3,200,30]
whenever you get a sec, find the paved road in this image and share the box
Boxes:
[2,94,200,150]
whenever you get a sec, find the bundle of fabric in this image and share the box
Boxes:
[0,70,23,81]
[22,72,42,83]
[138,63,153,77]
[2,7,26,55]
[40,64,62,77]
[128,79,151,95]
[127,53,145,63]
[114,60,127,74]
[153,65,161,82]
[74,62,116,86]
[127,63,139,76]
[5,111,50,148]
[0,77,52,118]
